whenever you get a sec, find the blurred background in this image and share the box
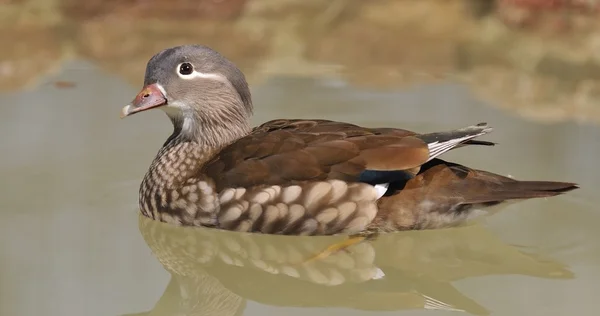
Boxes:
[1,1,599,316]
[2,0,600,122]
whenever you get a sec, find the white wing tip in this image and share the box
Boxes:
[423,295,465,312]
[374,183,390,199]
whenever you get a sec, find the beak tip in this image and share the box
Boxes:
[120,105,131,119]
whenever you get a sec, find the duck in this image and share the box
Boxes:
[120,44,578,239]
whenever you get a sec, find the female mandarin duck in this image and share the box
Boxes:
[121,45,578,244]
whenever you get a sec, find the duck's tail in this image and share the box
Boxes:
[375,159,579,231]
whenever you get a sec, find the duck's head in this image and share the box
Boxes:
[121,45,253,144]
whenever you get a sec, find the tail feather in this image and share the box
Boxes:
[463,180,578,205]
[418,159,579,204]
[505,180,579,194]
[377,154,578,230]
[461,139,496,147]
[417,123,493,162]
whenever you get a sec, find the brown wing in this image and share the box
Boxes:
[204,119,429,191]
[251,119,417,136]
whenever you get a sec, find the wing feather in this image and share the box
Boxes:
[204,120,492,191]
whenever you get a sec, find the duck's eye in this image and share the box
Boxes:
[178,62,194,75]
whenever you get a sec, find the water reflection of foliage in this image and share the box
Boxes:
[131,214,573,316]
[2,0,599,124]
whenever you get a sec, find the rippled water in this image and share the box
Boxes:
[0,60,598,316]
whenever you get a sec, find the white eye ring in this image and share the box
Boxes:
[177,62,194,78]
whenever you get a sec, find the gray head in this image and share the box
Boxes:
[121,45,253,146]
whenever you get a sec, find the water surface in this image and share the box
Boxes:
[0,60,598,316]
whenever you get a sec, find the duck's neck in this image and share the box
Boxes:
[138,110,251,223]
[143,105,251,188]
[168,107,251,150]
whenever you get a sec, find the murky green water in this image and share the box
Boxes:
[1,60,598,316]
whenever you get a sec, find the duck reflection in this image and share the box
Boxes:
[127,215,573,316]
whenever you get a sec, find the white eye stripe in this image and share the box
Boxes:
[182,71,223,80]
[176,63,223,81]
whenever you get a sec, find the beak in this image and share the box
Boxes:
[120,83,167,118]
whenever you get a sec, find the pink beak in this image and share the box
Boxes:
[121,83,167,118]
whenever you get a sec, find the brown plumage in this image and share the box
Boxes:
[121,44,578,236]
